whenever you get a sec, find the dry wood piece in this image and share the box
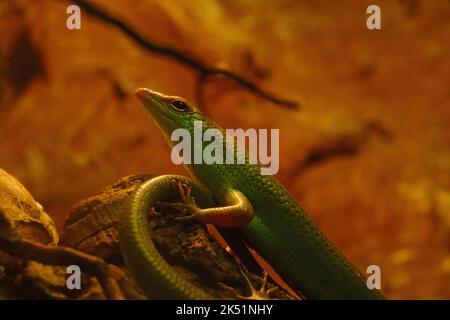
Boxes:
[0,168,65,299]
[0,169,295,299]
[0,168,58,246]
[0,168,122,299]
[63,174,297,299]
[61,174,154,260]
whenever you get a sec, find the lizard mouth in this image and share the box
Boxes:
[135,88,166,114]
[134,88,175,127]
[135,88,161,104]
[134,87,148,100]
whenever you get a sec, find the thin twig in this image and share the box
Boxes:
[72,0,300,109]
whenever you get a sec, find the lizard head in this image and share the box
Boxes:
[134,88,211,139]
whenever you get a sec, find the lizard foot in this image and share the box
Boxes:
[218,262,278,300]
[150,179,202,223]
[171,178,197,206]
[169,203,201,222]
[154,200,201,224]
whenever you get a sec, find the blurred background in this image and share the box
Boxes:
[0,0,449,299]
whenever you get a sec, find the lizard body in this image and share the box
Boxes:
[119,88,384,300]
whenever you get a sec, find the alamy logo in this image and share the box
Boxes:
[171,121,279,175]
[366,5,381,30]
[366,265,381,290]
[66,5,81,30]
[66,265,81,290]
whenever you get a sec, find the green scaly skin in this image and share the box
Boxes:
[119,175,215,299]
[119,88,384,300]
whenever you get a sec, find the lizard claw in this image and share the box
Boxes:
[236,263,276,300]
[159,202,201,223]
[173,213,198,223]
[216,258,277,300]
[171,178,197,205]
[154,180,202,224]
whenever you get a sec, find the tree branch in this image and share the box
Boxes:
[72,0,300,109]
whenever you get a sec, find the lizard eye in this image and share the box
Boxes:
[170,100,189,112]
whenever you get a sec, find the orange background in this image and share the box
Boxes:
[0,0,449,299]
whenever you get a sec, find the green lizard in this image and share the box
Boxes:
[119,88,384,300]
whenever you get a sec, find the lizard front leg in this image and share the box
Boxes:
[169,181,254,228]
